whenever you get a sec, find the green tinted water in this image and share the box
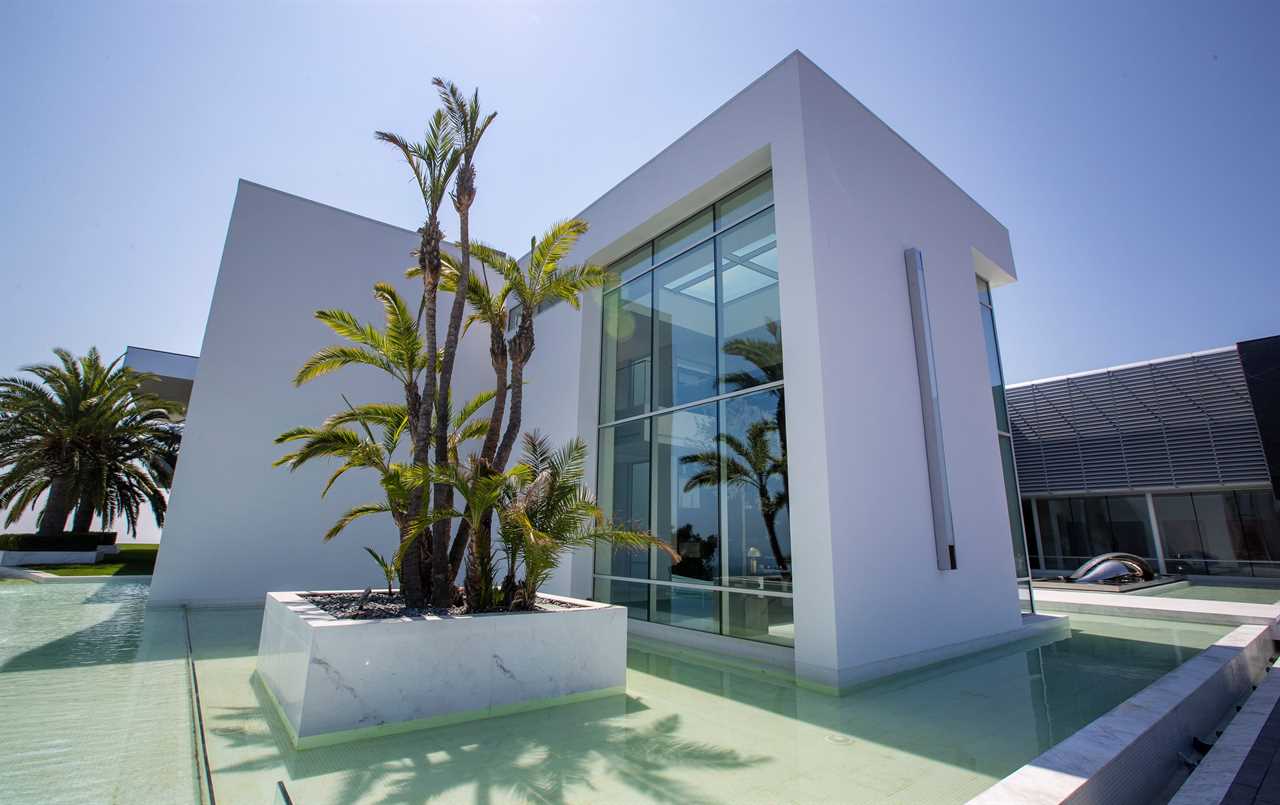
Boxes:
[0,580,199,804]
[1,581,1234,804]
[1147,581,1280,605]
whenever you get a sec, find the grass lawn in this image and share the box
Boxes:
[27,544,159,576]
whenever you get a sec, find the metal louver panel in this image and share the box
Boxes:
[1006,347,1270,495]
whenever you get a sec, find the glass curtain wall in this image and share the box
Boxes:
[978,277,1035,611]
[595,172,795,646]
[1027,489,1280,577]
[1153,490,1280,577]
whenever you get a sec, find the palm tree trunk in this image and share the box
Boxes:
[400,224,441,610]
[494,354,527,471]
[762,509,789,575]
[37,476,74,536]
[430,165,475,609]
[71,489,95,533]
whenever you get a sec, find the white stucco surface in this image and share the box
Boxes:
[149,182,496,606]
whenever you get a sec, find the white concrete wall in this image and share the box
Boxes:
[792,55,1023,686]
[528,51,1023,688]
[149,182,493,606]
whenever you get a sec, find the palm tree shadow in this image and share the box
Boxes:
[204,675,767,804]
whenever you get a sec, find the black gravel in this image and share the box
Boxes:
[300,590,587,620]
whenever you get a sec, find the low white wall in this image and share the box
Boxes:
[256,591,627,747]
[969,623,1275,805]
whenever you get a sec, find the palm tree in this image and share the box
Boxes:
[0,348,182,536]
[680,418,790,577]
[498,432,675,609]
[376,108,460,607]
[275,385,494,598]
[721,319,789,510]
[288,282,436,604]
[438,220,606,598]
[427,77,496,608]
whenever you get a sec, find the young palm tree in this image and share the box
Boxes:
[438,220,607,598]
[275,384,494,599]
[288,282,437,604]
[427,77,496,608]
[376,109,460,607]
[498,432,675,610]
[680,418,790,577]
[0,348,182,536]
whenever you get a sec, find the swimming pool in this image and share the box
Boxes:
[1143,580,1280,605]
[0,580,1236,804]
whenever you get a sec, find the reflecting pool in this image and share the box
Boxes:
[1,581,1234,804]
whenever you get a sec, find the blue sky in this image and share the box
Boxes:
[1,1,1276,383]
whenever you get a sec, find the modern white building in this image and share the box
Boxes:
[150,52,1035,692]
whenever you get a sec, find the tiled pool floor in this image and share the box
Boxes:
[1,580,1237,804]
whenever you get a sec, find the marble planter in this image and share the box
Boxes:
[255,590,627,748]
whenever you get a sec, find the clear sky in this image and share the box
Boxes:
[1,1,1276,384]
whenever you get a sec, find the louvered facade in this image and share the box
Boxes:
[1009,343,1280,578]
[1007,347,1271,496]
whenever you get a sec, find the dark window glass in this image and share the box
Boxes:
[655,209,713,265]
[1106,496,1157,559]
[1038,498,1089,570]
[1023,499,1040,569]
[716,174,773,231]
[594,420,651,579]
[1000,436,1028,577]
[599,275,652,422]
[718,209,781,393]
[1238,491,1280,578]
[654,242,718,408]
[593,578,649,621]
[1082,496,1113,555]
[1192,492,1251,576]
[724,592,793,646]
[1154,494,1207,574]
[653,404,720,584]
[723,389,791,591]
[652,585,719,633]
[981,306,1009,432]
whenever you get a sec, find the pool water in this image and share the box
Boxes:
[1145,581,1280,605]
[0,580,200,804]
[2,581,1235,804]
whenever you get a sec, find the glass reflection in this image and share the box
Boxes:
[724,593,793,646]
[655,209,713,265]
[719,389,790,590]
[981,305,1009,432]
[599,275,653,423]
[655,243,718,408]
[652,585,719,634]
[593,578,649,620]
[1000,436,1027,578]
[654,404,720,584]
[715,173,773,230]
[718,209,781,394]
[595,420,651,579]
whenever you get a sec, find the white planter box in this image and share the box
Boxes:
[255,590,627,748]
[0,550,100,566]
